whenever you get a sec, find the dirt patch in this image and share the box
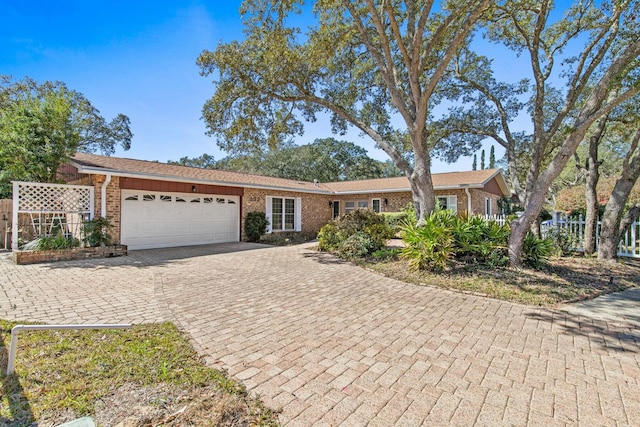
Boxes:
[36,383,279,427]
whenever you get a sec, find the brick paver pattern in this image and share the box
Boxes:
[1,243,639,426]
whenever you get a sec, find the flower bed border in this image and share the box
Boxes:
[12,245,128,265]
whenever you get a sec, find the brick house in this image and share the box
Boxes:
[61,153,509,250]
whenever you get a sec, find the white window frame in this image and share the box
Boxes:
[437,195,458,213]
[372,198,381,213]
[332,200,340,219]
[345,201,356,214]
[265,196,301,233]
[485,197,492,215]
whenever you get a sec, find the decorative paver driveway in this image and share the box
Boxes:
[1,244,639,426]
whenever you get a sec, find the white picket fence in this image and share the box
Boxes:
[483,214,640,259]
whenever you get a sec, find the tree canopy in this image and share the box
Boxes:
[198,0,491,221]
[0,77,132,198]
[169,138,402,182]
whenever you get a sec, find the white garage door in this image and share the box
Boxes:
[121,190,240,250]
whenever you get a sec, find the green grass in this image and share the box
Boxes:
[0,321,279,426]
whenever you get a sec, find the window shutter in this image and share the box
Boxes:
[448,195,458,213]
[265,196,273,233]
[295,197,302,231]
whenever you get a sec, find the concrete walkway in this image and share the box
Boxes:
[1,244,639,426]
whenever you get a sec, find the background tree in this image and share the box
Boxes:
[438,0,640,265]
[198,0,491,223]
[489,145,495,168]
[481,149,486,170]
[0,77,132,198]
[170,138,402,182]
[472,154,478,171]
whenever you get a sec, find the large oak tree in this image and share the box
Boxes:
[198,0,491,223]
[437,0,640,265]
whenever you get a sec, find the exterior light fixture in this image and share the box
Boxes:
[192,185,197,192]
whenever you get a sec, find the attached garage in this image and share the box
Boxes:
[120,190,240,250]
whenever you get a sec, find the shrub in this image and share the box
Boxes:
[381,212,409,234]
[83,217,113,247]
[244,211,269,242]
[259,231,315,246]
[317,209,394,258]
[23,234,80,251]
[452,214,510,266]
[401,211,456,271]
[522,233,554,268]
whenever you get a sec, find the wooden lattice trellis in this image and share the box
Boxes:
[12,181,94,250]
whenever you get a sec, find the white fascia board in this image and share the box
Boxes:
[72,164,333,195]
[332,184,483,195]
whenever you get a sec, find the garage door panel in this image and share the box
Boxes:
[121,190,239,250]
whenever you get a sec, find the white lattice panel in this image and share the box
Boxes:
[17,182,93,213]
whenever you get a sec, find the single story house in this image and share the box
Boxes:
[58,153,509,250]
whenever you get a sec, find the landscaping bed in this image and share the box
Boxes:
[361,252,640,306]
[12,245,128,265]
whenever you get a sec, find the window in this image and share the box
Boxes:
[372,199,381,213]
[358,201,368,209]
[160,195,171,202]
[485,198,492,215]
[345,201,355,214]
[203,197,213,203]
[216,198,226,204]
[437,195,457,213]
[266,196,301,232]
[125,195,138,201]
[190,198,201,203]
[143,194,155,202]
[175,197,186,202]
[332,201,340,219]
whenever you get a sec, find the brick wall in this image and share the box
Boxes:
[470,189,501,216]
[91,175,122,244]
[242,188,331,240]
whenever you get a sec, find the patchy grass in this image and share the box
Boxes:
[0,321,280,426]
[360,253,640,307]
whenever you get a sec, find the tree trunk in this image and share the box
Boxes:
[408,148,436,224]
[508,181,548,267]
[584,118,607,255]
[598,129,640,262]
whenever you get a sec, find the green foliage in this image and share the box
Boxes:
[381,212,409,234]
[452,214,510,267]
[522,233,555,268]
[317,209,394,258]
[244,211,269,242]
[0,77,131,198]
[82,217,113,247]
[400,212,525,271]
[371,248,401,261]
[175,139,403,183]
[259,231,315,246]
[400,211,456,271]
[23,234,80,251]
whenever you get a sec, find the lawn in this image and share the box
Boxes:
[361,247,640,306]
[0,321,279,426]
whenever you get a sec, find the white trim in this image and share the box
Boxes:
[11,182,18,250]
[437,195,458,213]
[265,196,273,233]
[295,197,302,232]
[372,198,382,213]
[100,174,111,218]
[485,197,492,215]
[465,188,472,214]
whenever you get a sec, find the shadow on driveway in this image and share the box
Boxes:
[37,242,273,270]
[525,308,640,354]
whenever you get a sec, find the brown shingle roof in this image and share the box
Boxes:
[71,152,333,193]
[70,153,508,195]
[323,169,504,193]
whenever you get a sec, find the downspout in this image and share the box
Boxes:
[100,174,112,219]
[465,188,472,214]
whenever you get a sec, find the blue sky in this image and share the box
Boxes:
[2,1,504,173]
